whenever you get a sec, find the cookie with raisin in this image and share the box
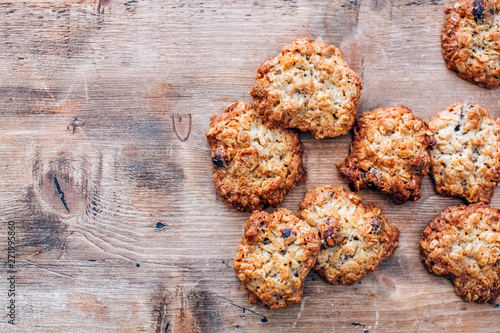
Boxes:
[338,106,435,204]
[442,0,500,88]
[234,209,320,309]
[298,186,399,285]
[206,102,306,211]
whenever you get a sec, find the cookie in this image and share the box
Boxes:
[429,103,500,203]
[250,37,362,139]
[233,209,320,309]
[206,102,306,211]
[442,0,500,88]
[298,186,399,285]
[338,106,435,204]
[420,203,500,303]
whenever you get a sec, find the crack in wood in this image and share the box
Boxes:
[154,294,169,333]
[25,260,73,278]
[53,174,70,213]
[218,296,268,323]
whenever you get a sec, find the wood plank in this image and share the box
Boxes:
[0,0,499,332]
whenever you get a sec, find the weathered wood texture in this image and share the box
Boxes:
[0,0,499,332]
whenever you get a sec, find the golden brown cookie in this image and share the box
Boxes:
[298,186,399,285]
[420,203,500,303]
[442,0,500,88]
[338,106,435,204]
[206,102,306,211]
[233,209,320,309]
[250,38,362,139]
[429,103,500,203]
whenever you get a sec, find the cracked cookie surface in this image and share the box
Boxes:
[298,186,399,285]
[442,0,500,88]
[234,209,320,309]
[250,37,362,139]
[206,102,306,211]
[429,102,500,203]
[338,106,435,204]
[420,203,500,303]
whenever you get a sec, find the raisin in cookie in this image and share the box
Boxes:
[298,186,399,285]
[429,103,500,203]
[442,0,500,88]
[338,106,435,204]
[234,209,320,309]
[420,203,500,303]
[250,37,362,139]
[206,102,306,211]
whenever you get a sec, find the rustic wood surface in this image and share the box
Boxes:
[0,0,499,332]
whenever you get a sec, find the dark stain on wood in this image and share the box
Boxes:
[153,288,170,333]
[0,87,86,116]
[97,0,112,14]
[188,290,223,332]
[403,0,442,6]
[126,160,184,190]
[122,147,184,191]
[0,87,58,115]
[155,222,167,229]
[322,1,360,42]
[405,0,425,6]
[341,0,361,29]
[130,118,170,142]
[21,187,70,253]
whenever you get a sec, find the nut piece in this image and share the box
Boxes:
[442,0,500,88]
[206,102,306,211]
[250,37,362,139]
[298,186,399,285]
[429,102,500,203]
[420,203,500,303]
[338,106,435,204]
[234,209,320,309]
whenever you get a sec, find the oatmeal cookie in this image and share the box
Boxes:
[233,209,320,309]
[442,0,500,88]
[250,37,362,139]
[338,106,435,204]
[298,186,399,285]
[420,203,500,303]
[206,102,306,211]
[429,103,500,203]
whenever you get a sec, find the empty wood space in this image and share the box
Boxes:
[0,0,499,332]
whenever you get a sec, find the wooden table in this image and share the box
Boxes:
[0,0,499,331]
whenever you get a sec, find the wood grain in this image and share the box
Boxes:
[0,0,499,332]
